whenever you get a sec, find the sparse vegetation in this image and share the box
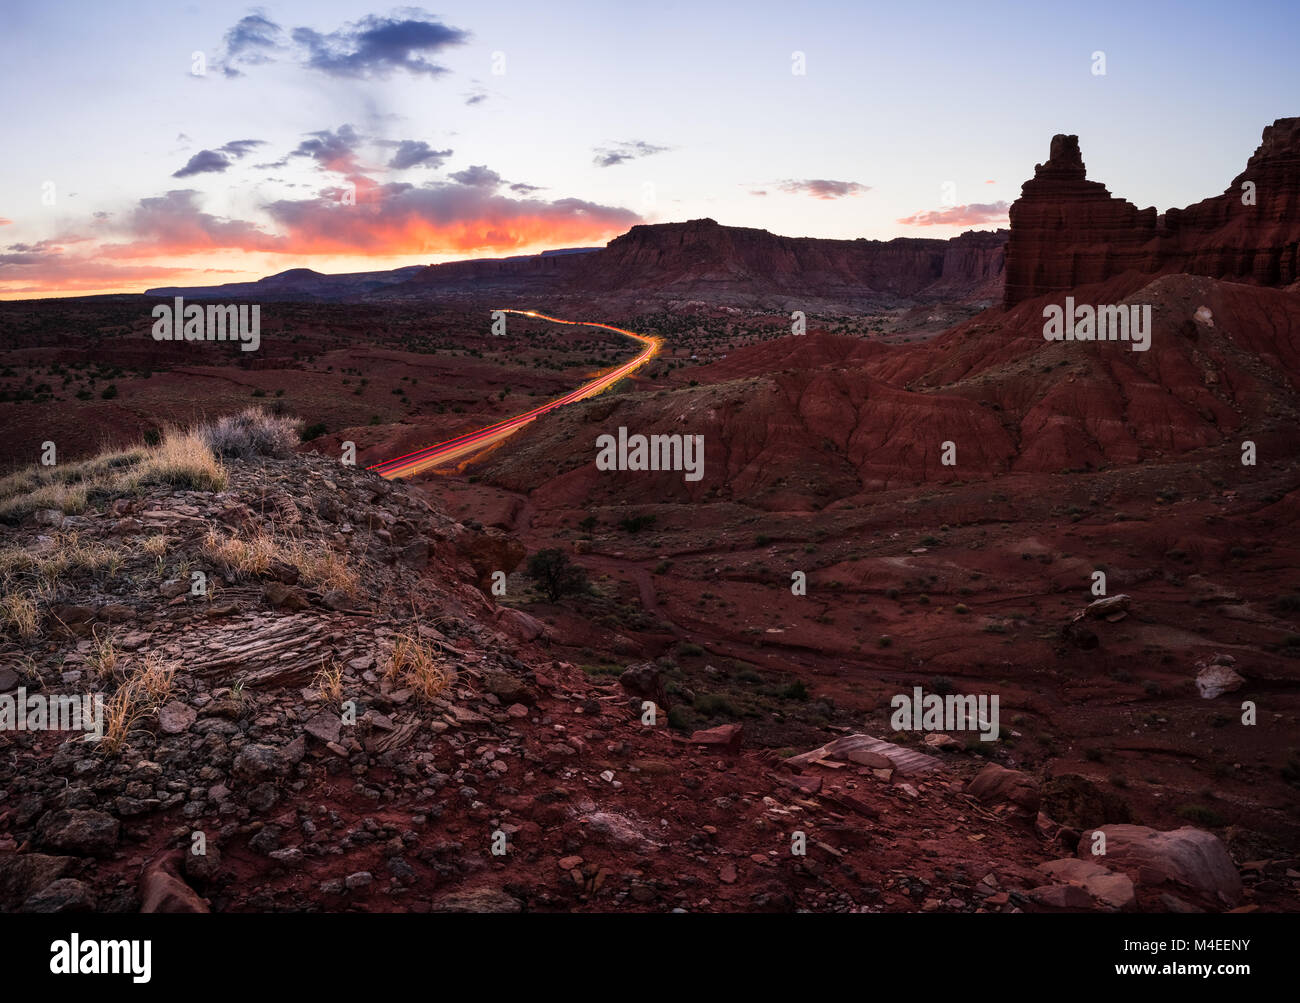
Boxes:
[385,634,456,702]
[99,652,176,756]
[195,407,301,460]
[201,528,358,593]
[526,548,590,602]
[0,589,38,639]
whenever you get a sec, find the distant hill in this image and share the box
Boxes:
[146,265,429,301]
[144,225,1006,309]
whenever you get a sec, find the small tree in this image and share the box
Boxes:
[527,549,589,603]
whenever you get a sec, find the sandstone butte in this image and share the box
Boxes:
[1005,117,1300,307]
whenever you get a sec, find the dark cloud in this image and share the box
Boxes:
[220,139,266,158]
[592,140,671,168]
[291,11,468,79]
[509,182,543,194]
[172,139,266,177]
[215,9,468,79]
[386,140,453,170]
[290,124,366,176]
[448,164,501,188]
[776,179,871,199]
[173,149,234,178]
[220,10,287,77]
[896,201,1009,226]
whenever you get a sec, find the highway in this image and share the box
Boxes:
[367,310,661,479]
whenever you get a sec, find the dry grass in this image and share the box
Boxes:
[87,626,121,682]
[384,634,456,703]
[98,651,177,756]
[283,538,359,593]
[203,528,358,593]
[0,531,131,641]
[0,426,227,525]
[0,532,125,595]
[135,651,177,702]
[201,528,278,578]
[0,590,39,640]
[314,659,345,703]
[137,430,227,492]
[0,446,145,522]
[0,482,88,521]
[142,533,170,557]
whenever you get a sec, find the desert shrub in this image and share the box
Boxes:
[0,590,39,640]
[527,549,590,602]
[1177,803,1224,827]
[99,652,175,755]
[385,634,456,702]
[196,407,301,459]
[693,693,737,717]
[139,431,227,491]
[618,514,657,534]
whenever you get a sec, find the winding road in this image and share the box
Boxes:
[368,309,661,479]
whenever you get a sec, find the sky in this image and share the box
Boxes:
[1,0,1297,298]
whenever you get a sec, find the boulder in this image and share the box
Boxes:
[688,723,743,754]
[430,887,522,913]
[22,878,96,913]
[619,662,667,708]
[140,851,209,913]
[1076,825,1243,907]
[1036,857,1136,911]
[965,763,1041,813]
[34,809,120,858]
[1196,663,1246,699]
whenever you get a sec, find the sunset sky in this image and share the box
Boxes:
[2,0,1298,297]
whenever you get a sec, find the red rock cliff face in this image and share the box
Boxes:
[1005,119,1300,307]
[406,218,1006,305]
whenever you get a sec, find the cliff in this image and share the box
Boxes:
[401,218,1007,306]
[1005,119,1300,306]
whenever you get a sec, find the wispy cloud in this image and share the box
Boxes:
[171,139,266,178]
[592,140,671,168]
[775,179,870,199]
[217,9,469,79]
[448,164,501,188]
[385,140,453,170]
[896,201,1009,226]
[219,10,287,77]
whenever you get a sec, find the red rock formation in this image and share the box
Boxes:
[1005,119,1300,306]
[403,219,1007,306]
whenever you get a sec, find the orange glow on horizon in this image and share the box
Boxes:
[0,218,626,300]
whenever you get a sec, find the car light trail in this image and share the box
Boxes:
[367,310,661,479]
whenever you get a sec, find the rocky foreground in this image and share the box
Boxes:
[0,444,1292,914]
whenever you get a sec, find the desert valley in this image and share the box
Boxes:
[2,115,1298,928]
